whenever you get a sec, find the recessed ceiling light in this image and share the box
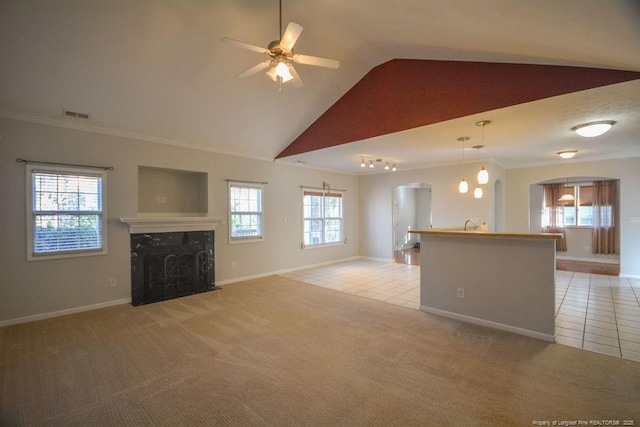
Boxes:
[571,120,616,137]
[558,150,577,159]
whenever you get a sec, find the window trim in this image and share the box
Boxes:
[227,181,264,244]
[26,164,108,261]
[301,188,344,249]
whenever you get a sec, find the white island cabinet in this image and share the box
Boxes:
[409,229,561,342]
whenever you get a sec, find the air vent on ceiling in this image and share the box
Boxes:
[64,110,90,120]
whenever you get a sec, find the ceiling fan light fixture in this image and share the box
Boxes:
[558,150,577,159]
[275,60,293,81]
[571,120,616,137]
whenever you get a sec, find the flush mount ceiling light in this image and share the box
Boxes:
[457,136,470,194]
[558,150,577,159]
[571,120,616,137]
[475,120,491,185]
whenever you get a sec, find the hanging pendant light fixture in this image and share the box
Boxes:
[558,178,576,202]
[457,137,470,193]
[475,120,491,184]
[472,145,484,198]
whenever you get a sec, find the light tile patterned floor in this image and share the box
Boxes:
[281,259,640,363]
[282,259,421,310]
[555,270,640,363]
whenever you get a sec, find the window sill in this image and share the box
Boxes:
[303,242,344,250]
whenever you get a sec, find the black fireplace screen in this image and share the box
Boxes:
[130,231,215,306]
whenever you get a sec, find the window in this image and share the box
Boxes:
[542,184,593,228]
[303,190,343,247]
[228,182,263,243]
[27,164,107,260]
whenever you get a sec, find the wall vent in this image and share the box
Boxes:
[64,110,90,120]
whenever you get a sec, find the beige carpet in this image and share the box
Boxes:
[1,275,639,426]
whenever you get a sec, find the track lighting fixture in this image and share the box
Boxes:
[359,158,398,171]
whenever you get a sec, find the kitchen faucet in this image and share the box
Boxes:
[464,219,476,231]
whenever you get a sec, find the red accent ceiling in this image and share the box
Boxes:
[276,59,640,159]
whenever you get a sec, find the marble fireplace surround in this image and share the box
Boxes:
[120,217,224,306]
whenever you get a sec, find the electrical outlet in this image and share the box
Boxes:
[457,288,465,299]
[231,261,236,269]
[108,278,117,288]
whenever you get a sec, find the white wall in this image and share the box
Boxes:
[0,118,359,323]
[360,161,506,260]
[506,157,640,277]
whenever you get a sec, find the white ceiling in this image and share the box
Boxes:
[1,0,639,175]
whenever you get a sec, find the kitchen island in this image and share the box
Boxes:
[409,229,561,342]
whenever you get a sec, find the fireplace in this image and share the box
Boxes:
[120,217,224,306]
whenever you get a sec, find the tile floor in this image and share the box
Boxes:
[281,259,640,363]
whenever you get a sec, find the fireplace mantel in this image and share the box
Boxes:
[120,217,225,234]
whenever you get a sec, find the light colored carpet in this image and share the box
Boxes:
[1,275,639,426]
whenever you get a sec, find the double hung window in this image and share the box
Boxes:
[302,190,343,247]
[542,184,593,228]
[228,182,264,243]
[27,164,107,260]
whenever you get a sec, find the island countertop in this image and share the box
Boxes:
[409,229,562,240]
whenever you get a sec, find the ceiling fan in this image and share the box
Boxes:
[221,0,340,89]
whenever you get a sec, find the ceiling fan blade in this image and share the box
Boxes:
[238,60,271,79]
[280,22,303,51]
[221,37,269,55]
[293,54,340,69]
[287,63,304,89]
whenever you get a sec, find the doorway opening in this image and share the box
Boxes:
[392,183,431,266]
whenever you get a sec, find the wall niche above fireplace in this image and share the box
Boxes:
[138,166,208,216]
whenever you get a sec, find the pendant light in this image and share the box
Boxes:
[472,145,484,198]
[457,137,470,193]
[558,178,575,202]
[475,120,490,184]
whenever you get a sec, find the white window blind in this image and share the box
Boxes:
[27,165,107,260]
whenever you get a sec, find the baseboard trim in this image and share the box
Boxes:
[217,256,364,286]
[556,255,620,265]
[419,305,557,343]
[0,298,131,327]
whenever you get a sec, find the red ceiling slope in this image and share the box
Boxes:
[276,59,640,159]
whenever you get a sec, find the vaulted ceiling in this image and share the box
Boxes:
[1,0,639,174]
